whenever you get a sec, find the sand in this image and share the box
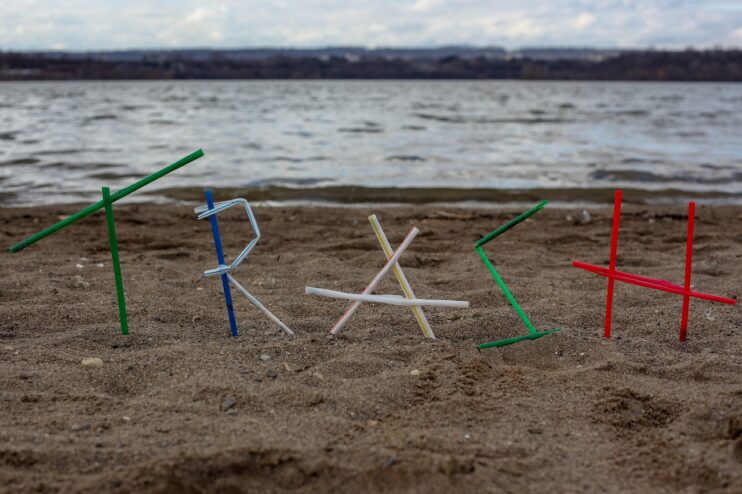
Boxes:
[0,202,740,493]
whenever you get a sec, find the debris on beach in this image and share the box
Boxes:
[81,357,103,367]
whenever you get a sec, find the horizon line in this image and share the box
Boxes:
[4,44,741,54]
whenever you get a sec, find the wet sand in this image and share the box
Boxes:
[0,202,740,493]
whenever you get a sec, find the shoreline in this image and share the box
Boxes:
[4,185,742,209]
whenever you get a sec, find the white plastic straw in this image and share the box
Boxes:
[369,214,436,339]
[330,227,419,335]
[306,287,469,308]
[228,274,295,336]
[195,198,260,277]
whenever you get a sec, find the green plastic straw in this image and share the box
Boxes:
[478,331,557,349]
[476,199,549,248]
[9,149,205,253]
[476,245,537,334]
[476,201,559,349]
[103,187,128,336]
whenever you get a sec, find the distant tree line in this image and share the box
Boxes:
[0,49,740,81]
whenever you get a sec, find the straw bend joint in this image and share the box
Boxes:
[195,198,261,277]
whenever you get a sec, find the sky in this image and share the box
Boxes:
[1,0,741,51]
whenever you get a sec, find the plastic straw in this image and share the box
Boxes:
[204,190,239,337]
[475,200,559,349]
[228,274,294,336]
[572,261,735,305]
[330,227,419,335]
[679,202,695,341]
[479,329,559,349]
[573,195,735,342]
[476,200,548,248]
[475,245,537,334]
[368,214,435,339]
[102,187,128,336]
[604,189,622,338]
[10,149,205,253]
[195,198,260,277]
[306,287,469,308]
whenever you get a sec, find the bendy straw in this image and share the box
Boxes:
[195,197,260,278]
[369,214,435,339]
[475,200,549,248]
[10,149,205,253]
[229,275,294,336]
[572,191,736,341]
[476,200,560,349]
[203,190,238,337]
[9,150,205,335]
[305,287,469,308]
[102,187,128,335]
[329,226,420,335]
[195,195,294,337]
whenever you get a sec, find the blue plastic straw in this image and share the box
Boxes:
[205,190,239,337]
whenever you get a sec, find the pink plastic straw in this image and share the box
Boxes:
[330,227,420,335]
[604,190,622,338]
[679,202,695,341]
[572,261,736,305]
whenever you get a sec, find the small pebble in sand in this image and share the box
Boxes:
[580,209,592,224]
[75,263,84,269]
[259,353,272,362]
[72,275,89,288]
[221,395,237,411]
[70,423,90,432]
[410,369,421,376]
[96,263,104,268]
[81,357,103,368]
[266,369,278,379]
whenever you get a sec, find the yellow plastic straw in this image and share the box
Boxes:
[368,215,435,339]
[330,227,419,335]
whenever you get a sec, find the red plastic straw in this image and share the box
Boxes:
[572,261,735,305]
[679,202,695,341]
[604,190,622,338]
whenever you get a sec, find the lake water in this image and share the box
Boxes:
[1,80,741,205]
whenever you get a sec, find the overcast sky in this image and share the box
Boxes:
[1,0,741,51]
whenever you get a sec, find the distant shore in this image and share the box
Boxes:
[2,48,741,81]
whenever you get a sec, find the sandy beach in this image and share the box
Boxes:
[1,201,740,493]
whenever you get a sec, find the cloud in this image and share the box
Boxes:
[574,12,596,30]
[0,0,739,50]
[729,26,742,43]
[411,0,446,13]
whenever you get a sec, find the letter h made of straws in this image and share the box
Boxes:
[572,190,736,341]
